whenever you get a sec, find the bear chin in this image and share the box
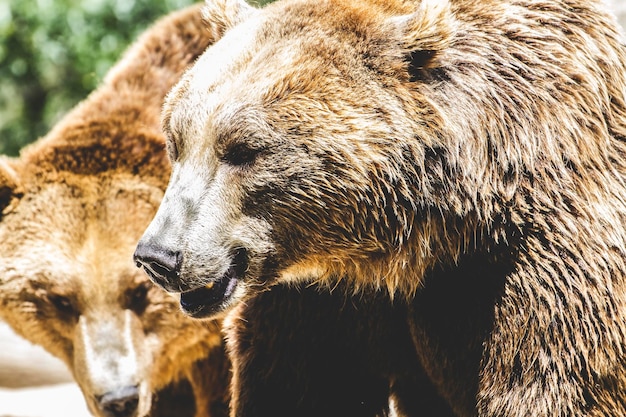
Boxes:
[179,277,239,318]
[179,248,248,318]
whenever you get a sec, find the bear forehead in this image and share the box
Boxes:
[0,231,141,298]
[0,185,161,306]
[3,176,161,244]
[164,0,398,145]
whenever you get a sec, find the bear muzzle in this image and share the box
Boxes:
[134,242,248,318]
[177,247,248,318]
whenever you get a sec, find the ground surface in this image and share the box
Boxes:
[0,321,89,416]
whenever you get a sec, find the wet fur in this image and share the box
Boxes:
[145,0,626,415]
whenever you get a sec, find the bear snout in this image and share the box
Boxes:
[133,241,182,293]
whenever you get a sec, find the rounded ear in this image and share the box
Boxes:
[0,158,22,218]
[202,0,257,39]
[387,0,456,80]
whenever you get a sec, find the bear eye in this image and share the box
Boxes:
[48,294,76,316]
[222,142,260,166]
[127,282,151,313]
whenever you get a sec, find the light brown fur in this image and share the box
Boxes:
[137,0,626,416]
[0,5,229,417]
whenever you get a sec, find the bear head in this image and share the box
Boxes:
[135,0,626,321]
[0,5,227,417]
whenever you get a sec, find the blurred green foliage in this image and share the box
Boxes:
[0,0,272,156]
[0,0,196,155]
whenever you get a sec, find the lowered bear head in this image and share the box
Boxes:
[0,5,226,417]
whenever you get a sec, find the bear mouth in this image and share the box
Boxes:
[179,248,247,318]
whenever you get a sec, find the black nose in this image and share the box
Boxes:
[133,242,182,291]
[98,385,140,417]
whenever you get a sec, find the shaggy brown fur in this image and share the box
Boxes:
[0,5,230,417]
[136,0,626,416]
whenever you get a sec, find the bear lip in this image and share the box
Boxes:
[178,248,247,318]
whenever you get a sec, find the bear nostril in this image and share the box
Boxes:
[133,242,182,282]
[98,385,140,417]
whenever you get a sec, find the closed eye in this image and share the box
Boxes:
[126,281,152,314]
[48,294,76,316]
[222,142,261,166]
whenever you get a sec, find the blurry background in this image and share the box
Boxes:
[611,1,626,36]
[0,0,625,416]
[0,0,199,157]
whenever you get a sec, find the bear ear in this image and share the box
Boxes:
[387,0,456,80]
[0,158,22,219]
[202,0,257,39]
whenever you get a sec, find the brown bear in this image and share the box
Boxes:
[135,0,626,416]
[0,4,230,417]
